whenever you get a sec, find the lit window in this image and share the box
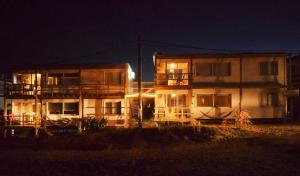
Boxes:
[105,102,122,115]
[48,102,79,115]
[167,94,187,107]
[48,103,63,114]
[64,102,79,115]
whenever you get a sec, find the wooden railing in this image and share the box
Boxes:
[6,83,125,97]
[0,114,37,126]
[154,107,192,122]
[155,73,192,86]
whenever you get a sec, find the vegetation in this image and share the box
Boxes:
[1,125,300,176]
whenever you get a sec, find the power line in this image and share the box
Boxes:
[142,39,300,54]
[47,42,136,65]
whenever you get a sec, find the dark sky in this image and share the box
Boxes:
[1,0,300,81]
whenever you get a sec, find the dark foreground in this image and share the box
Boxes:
[1,125,300,176]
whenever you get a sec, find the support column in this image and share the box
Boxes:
[239,56,243,113]
[34,70,39,137]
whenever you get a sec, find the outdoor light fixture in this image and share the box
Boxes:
[171,94,176,97]
[170,63,175,68]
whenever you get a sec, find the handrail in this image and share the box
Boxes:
[6,83,126,97]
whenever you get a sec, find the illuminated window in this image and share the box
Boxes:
[197,94,213,107]
[64,102,79,115]
[47,73,63,85]
[48,102,79,115]
[105,102,121,115]
[167,94,187,107]
[48,103,63,114]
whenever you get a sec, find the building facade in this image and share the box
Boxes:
[3,63,136,128]
[153,53,288,122]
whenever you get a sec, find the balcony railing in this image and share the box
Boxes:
[155,73,192,86]
[5,84,125,97]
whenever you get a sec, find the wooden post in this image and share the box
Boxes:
[34,69,39,137]
[3,73,8,138]
[137,34,143,128]
[239,56,243,113]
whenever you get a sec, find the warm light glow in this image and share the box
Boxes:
[171,94,176,97]
[128,66,135,80]
[125,93,156,98]
[170,63,175,68]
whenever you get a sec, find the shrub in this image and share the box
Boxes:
[83,117,107,131]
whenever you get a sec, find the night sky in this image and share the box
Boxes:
[1,0,300,81]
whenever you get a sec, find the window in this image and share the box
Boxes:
[214,63,231,76]
[167,94,187,107]
[105,101,122,115]
[195,63,231,76]
[260,62,269,75]
[271,61,278,75]
[197,94,231,107]
[214,94,231,107]
[197,94,213,107]
[63,73,79,86]
[105,72,122,85]
[48,103,63,114]
[48,73,63,85]
[167,69,183,79]
[259,61,278,76]
[261,93,279,107]
[48,102,79,115]
[64,102,79,115]
[196,63,213,76]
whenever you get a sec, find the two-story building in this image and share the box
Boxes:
[153,53,288,122]
[3,63,136,128]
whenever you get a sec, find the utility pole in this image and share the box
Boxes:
[137,34,143,128]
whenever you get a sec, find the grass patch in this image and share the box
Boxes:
[1,125,300,175]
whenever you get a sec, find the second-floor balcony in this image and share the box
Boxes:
[156,73,191,86]
[6,84,126,98]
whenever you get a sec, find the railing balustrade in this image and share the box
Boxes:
[6,83,125,97]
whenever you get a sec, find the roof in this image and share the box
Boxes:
[154,52,288,59]
[8,62,131,72]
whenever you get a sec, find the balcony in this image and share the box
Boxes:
[155,73,191,86]
[6,84,125,98]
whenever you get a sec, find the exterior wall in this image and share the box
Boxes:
[154,53,287,120]
[241,88,286,118]
[5,64,135,127]
[45,99,79,120]
[192,58,240,83]
[242,56,285,84]
[155,88,286,119]
[191,88,240,119]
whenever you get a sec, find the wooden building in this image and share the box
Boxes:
[3,63,136,128]
[153,53,288,123]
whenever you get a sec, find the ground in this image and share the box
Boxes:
[1,124,300,176]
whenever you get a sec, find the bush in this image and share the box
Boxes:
[83,117,107,131]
